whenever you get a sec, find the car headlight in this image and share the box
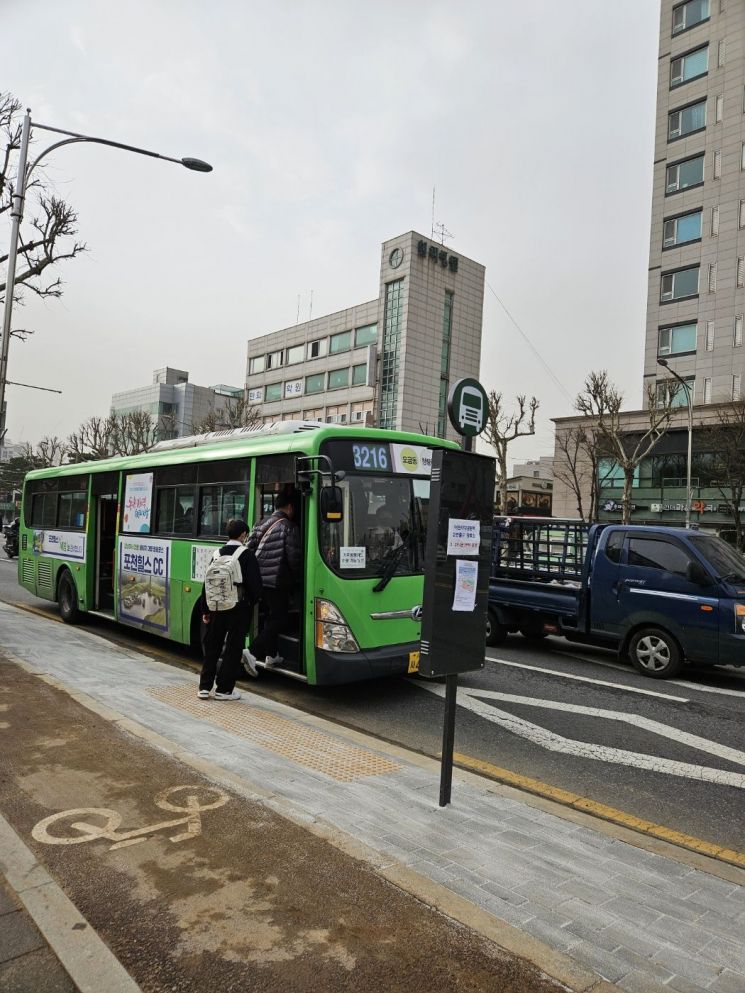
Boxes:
[315,598,360,653]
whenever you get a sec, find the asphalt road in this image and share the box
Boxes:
[3,554,745,854]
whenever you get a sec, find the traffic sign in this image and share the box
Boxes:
[447,378,489,438]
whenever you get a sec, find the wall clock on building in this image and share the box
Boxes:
[389,247,404,269]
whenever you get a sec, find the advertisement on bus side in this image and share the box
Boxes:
[32,530,86,561]
[118,536,170,631]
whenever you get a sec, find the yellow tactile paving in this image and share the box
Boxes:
[149,685,401,782]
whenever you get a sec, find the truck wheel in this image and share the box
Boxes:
[629,628,682,679]
[57,571,80,624]
[485,610,507,647]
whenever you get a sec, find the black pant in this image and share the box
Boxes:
[249,587,290,661]
[200,603,252,693]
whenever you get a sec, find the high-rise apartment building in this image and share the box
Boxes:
[645,0,745,408]
[244,231,485,442]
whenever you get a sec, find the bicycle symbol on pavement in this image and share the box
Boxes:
[31,785,229,851]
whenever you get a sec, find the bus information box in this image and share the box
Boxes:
[419,449,495,678]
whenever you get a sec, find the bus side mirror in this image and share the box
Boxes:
[320,486,344,524]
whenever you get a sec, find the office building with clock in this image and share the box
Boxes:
[244,230,486,441]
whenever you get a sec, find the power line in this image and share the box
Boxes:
[485,281,574,405]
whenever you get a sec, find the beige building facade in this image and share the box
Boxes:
[244,231,485,442]
[645,0,745,408]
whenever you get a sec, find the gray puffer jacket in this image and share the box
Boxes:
[247,511,301,589]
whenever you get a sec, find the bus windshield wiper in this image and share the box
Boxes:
[372,544,406,593]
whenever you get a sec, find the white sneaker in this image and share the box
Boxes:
[241,649,259,678]
[264,654,283,669]
[214,690,241,701]
[197,689,211,699]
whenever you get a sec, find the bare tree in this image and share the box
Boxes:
[65,416,115,463]
[553,423,604,522]
[483,392,539,514]
[1,93,86,311]
[110,411,158,455]
[29,435,65,467]
[577,371,673,525]
[191,396,262,435]
[701,401,745,550]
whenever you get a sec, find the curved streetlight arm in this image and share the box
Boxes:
[657,358,694,528]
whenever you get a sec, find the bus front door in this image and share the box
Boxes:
[253,455,305,676]
[92,472,119,613]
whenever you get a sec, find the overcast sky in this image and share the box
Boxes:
[3,0,660,467]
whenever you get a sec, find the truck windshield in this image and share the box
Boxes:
[689,534,745,582]
[319,474,430,580]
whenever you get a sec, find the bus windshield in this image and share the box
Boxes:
[320,474,430,580]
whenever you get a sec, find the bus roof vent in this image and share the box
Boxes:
[150,420,332,452]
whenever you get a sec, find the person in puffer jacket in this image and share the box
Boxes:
[243,484,301,671]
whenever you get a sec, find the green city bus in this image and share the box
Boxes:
[18,421,457,684]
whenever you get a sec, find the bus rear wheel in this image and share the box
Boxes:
[57,570,80,624]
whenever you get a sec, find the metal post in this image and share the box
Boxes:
[685,386,693,529]
[439,673,458,807]
[0,111,31,442]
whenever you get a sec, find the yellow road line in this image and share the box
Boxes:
[454,752,745,870]
[12,602,62,623]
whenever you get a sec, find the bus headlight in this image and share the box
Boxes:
[315,599,360,653]
[735,604,745,633]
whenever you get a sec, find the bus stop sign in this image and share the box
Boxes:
[447,378,489,438]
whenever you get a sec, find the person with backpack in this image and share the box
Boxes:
[242,485,301,673]
[198,518,262,700]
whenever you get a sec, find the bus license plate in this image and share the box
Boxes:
[408,651,420,674]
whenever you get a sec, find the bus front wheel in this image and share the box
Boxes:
[57,571,80,624]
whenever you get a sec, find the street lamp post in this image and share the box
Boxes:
[0,110,212,441]
[657,357,693,529]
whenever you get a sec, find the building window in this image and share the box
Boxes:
[734,375,742,401]
[711,206,719,236]
[329,331,351,354]
[379,280,403,430]
[352,363,367,386]
[307,338,327,360]
[437,290,454,437]
[704,377,712,403]
[663,209,702,248]
[706,321,715,350]
[660,265,699,302]
[286,344,304,365]
[267,349,284,370]
[325,403,348,424]
[716,94,723,123]
[709,262,717,293]
[658,323,697,356]
[249,355,266,375]
[668,100,706,140]
[305,373,325,395]
[670,45,708,87]
[303,407,323,420]
[735,315,743,347]
[672,0,710,35]
[328,367,349,390]
[351,401,372,423]
[265,383,282,403]
[354,324,377,347]
[713,149,722,178]
[656,376,695,407]
[666,154,704,193]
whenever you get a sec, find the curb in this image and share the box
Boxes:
[0,812,142,993]
[8,654,624,993]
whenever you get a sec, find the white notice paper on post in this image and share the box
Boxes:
[447,518,481,556]
[452,559,478,612]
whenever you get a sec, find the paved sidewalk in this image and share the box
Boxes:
[0,873,78,993]
[3,601,745,993]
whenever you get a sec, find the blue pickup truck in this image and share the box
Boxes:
[487,518,745,678]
